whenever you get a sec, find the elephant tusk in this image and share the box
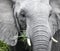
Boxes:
[27,38,31,46]
[51,37,58,43]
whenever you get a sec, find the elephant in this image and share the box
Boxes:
[13,0,60,51]
[0,0,60,51]
[13,0,53,51]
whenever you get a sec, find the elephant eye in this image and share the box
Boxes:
[20,9,26,17]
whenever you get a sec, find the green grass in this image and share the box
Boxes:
[0,40,9,51]
[19,31,27,42]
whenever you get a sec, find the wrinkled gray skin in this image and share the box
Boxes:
[0,0,60,51]
[13,0,60,51]
[14,0,52,51]
[0,0,26,47]
[0,0,18,46]
[49,0,60,51]
[50,0,60,30]
[12,0,60,51]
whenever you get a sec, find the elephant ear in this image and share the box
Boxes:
[49,0,60,30]
[49,0,60,13]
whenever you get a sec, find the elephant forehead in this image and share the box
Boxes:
[24,1,51,16]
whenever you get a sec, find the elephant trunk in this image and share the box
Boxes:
[31,17,51,51]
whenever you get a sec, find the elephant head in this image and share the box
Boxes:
[13,0,55,51]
